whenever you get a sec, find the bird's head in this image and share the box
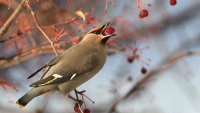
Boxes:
[80,22,116,46]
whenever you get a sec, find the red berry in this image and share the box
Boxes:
[139,9,149,18]
[170,0,177,6]
[128,57,134,63]
[74,103,80,112]
[74,106,79,112]
[84,108,90,113]
[147,4,152,6]
[141,67,147,74]
[106,27,115,34]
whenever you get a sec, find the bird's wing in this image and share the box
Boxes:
[29,52,99,87]
[27,56,62,79]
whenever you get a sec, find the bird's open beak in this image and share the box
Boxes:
[93,22,111,35]
[101,22,116,44]
[91,22,109,35]
[100,22,110,34]
[101,33,116,44]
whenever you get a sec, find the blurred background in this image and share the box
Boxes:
[0,0,200,113]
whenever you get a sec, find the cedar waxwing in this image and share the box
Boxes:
[16,22,116,108]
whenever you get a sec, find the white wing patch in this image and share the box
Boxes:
[70,73,77,80]
[38,74,63,86]
[53,74,63,78]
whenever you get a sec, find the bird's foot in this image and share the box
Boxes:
[68,95,83,106]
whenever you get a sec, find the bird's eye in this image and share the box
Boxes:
[89,30,101,35]
[89,25,105,35]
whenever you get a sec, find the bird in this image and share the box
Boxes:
[16,22,116,108]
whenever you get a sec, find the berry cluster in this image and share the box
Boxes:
[137,0,177,19]
[73,90,94,113]
[127,44,150,74]
[74,103,91,113]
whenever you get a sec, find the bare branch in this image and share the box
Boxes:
[26,0,58,56]
[0,0,26,39]
[109,50,200,113]
[0,43,64,69]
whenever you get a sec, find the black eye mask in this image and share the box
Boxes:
[89,25,105,35]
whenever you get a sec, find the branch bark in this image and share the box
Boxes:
[0,0,26,39]
[0,43,64,69]
[26,0,58,56]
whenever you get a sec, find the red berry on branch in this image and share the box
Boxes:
[170,0,177,6]
[148,4,152,6]
[128,57,134,63]
[74,103,80,112]
[84,108,90,113]
[141,67,147,74]
[106,27,115,34]
[139,9,149,18]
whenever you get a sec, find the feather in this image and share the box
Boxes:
[27,65,47,79]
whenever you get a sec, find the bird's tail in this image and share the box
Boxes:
[16,86,55,108]
[16,93,33,108]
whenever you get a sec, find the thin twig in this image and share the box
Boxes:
[0,43,64,69]
[109,50,200,113]
[74,89,79,100]
[26,0,58,56]
[78,103,84,113]
[0,0,26,39]
[0,36,15,43]
[74,89,84,113]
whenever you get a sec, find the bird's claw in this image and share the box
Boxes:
[68,94,83,106]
